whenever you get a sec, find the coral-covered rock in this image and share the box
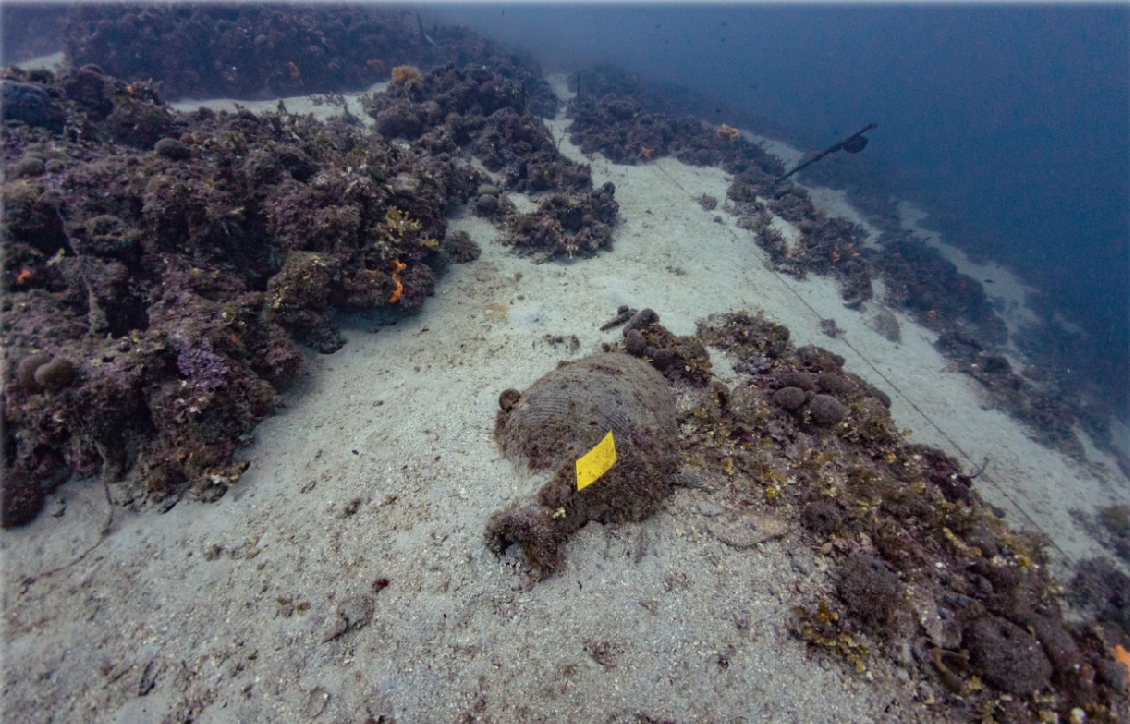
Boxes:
[837,553,906,631]
[1,468,45,528]
[966,616,1052,696]
[64,4,555,109]
[1,81,64,131]
[442,229,480,264]
[801,501,843,535]
[808,394,847,426]
[1,64,479,523]
[154,137,190,160]
[772,386,806,411]
[619,309,711,386]
[33,358,76,391]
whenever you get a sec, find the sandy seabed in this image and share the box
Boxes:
[3,73,1127,723]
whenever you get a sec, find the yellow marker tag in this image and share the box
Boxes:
[576,431,616,491]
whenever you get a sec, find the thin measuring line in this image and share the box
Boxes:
[638,141,1065,559]
[745,232,1064,558]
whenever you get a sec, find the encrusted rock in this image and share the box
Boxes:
[322,595,375,642]
[808,394,846,426]
[709,509,790,548]
[34,358,76,391]
[773,386,806,411]
[966,616,1052,696]
[154,137,191,160]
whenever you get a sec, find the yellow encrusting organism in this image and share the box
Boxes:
[716,123,741,142]
[390,65,422,88]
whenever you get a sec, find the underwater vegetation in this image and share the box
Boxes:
[3,8,1127,722]
[602,308,1128,723]
[1,52,614,526]
[0,62,468,523]
[62,3,558,117]
[480,301,1128,720]
[568,63,1126,479]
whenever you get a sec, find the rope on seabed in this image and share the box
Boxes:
[643,164,1067,561]
[764,267,1066,561]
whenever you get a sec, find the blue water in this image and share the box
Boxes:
[436,4,1130,404]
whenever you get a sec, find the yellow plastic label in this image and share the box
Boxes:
[576,431,616,491]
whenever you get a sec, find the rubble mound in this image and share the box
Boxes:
[486,353,679,579]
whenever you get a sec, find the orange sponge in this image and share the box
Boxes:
[1114,645,1130,688]
[388,260,406,303]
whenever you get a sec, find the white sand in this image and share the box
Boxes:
[740,129,1127,569]
[895,201,1042,343]
[15,51,65,72]
[4,73,1127,723]
[803,186,883,247]
[171,83,387,128]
